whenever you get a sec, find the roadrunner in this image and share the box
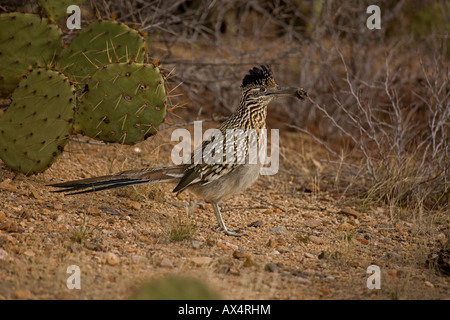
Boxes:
[50,65,307,236]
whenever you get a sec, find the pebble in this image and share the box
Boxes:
[267,238,286,248]
[264,263,279,273]
[268,226,288,235]
[106,252,120,266]
[0,179,17,192]
[23,250,35,257]
[337,222,354,231]
[125,200,142,211]
[309,235,324,244]
[304,219,322,228]
[424,281,434,288]
[131,255,146,264]
[385,269,398,283]
[160,257,174,268]
[216,240,238,250]
[338,207,361,218]
[0,221,20,233]
[14,289,31,299]
[189,256,212,267]
[247,220,265,228]
[0,248,9,261]
[243,256,256,267]
[304,252,315,259]
[232,250,248,260]
[88,207,102,216]
[356,238,369,245]
[191,240,202,249]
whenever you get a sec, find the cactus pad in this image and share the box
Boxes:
[0,13,62,97]
[0,68,76,175]
[74,62,166,145]
[59,20,147,83]
[38,0,87,22]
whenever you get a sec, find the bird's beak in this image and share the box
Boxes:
[268,86,307,100]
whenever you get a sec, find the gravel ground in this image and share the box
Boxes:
[0,129,449,300]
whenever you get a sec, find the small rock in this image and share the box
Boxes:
[356,238,369,245]
[437,233,446,246]
[23,250,35,257]
[160,257,174,269]
[304,181,319,193]
[14,289,31,299]
[268,226,288,235]
[216,240,238,250]
[0,179,17,192]
[348,260,360,267]
[125,200,142,211]
[304,219,322,228]
[309,235,324,244]
[338,207,361,218]
[191,240,202,249]
[424,281,434,288]
[304,252,315,259]
[267,237,286,248]
[229,267,240,275]
[84,242,104,251]
[243,256,256,267]
[247,220,264,228]
[68,244,80,253]
[337,222,354,231]
[0,221,20,233]
[385,269,398,283]
[100,208,121,215]
[232,250,248,260]
[296,276,312,284]
[53,203,63,211]
[0,248,9,261]
[131,255,146,264]
[106,252,120,266]
[189,256,212,267]
[269,250,280,255]
[264,263,279,273]
[88,207,101,216]
[277,246,290,253]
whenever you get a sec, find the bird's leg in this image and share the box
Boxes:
[211,202,247,237]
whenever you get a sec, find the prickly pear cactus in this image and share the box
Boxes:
[59,20,147,83]
[0,13,63,97]
[0,68,76,175]
[74,62,166,145]
[38,0,87,22]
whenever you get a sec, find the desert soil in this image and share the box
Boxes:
[0,118,449,300]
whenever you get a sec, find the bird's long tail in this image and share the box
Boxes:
[48,166,186,195]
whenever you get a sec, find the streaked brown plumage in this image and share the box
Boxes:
[50,65,307,236]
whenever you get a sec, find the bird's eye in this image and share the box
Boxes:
[259,87,267,92]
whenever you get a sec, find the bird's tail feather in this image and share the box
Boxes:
[48,166,185,195]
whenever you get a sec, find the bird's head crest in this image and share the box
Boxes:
[241,65,276,90]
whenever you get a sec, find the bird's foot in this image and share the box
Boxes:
[212,225,248,237]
